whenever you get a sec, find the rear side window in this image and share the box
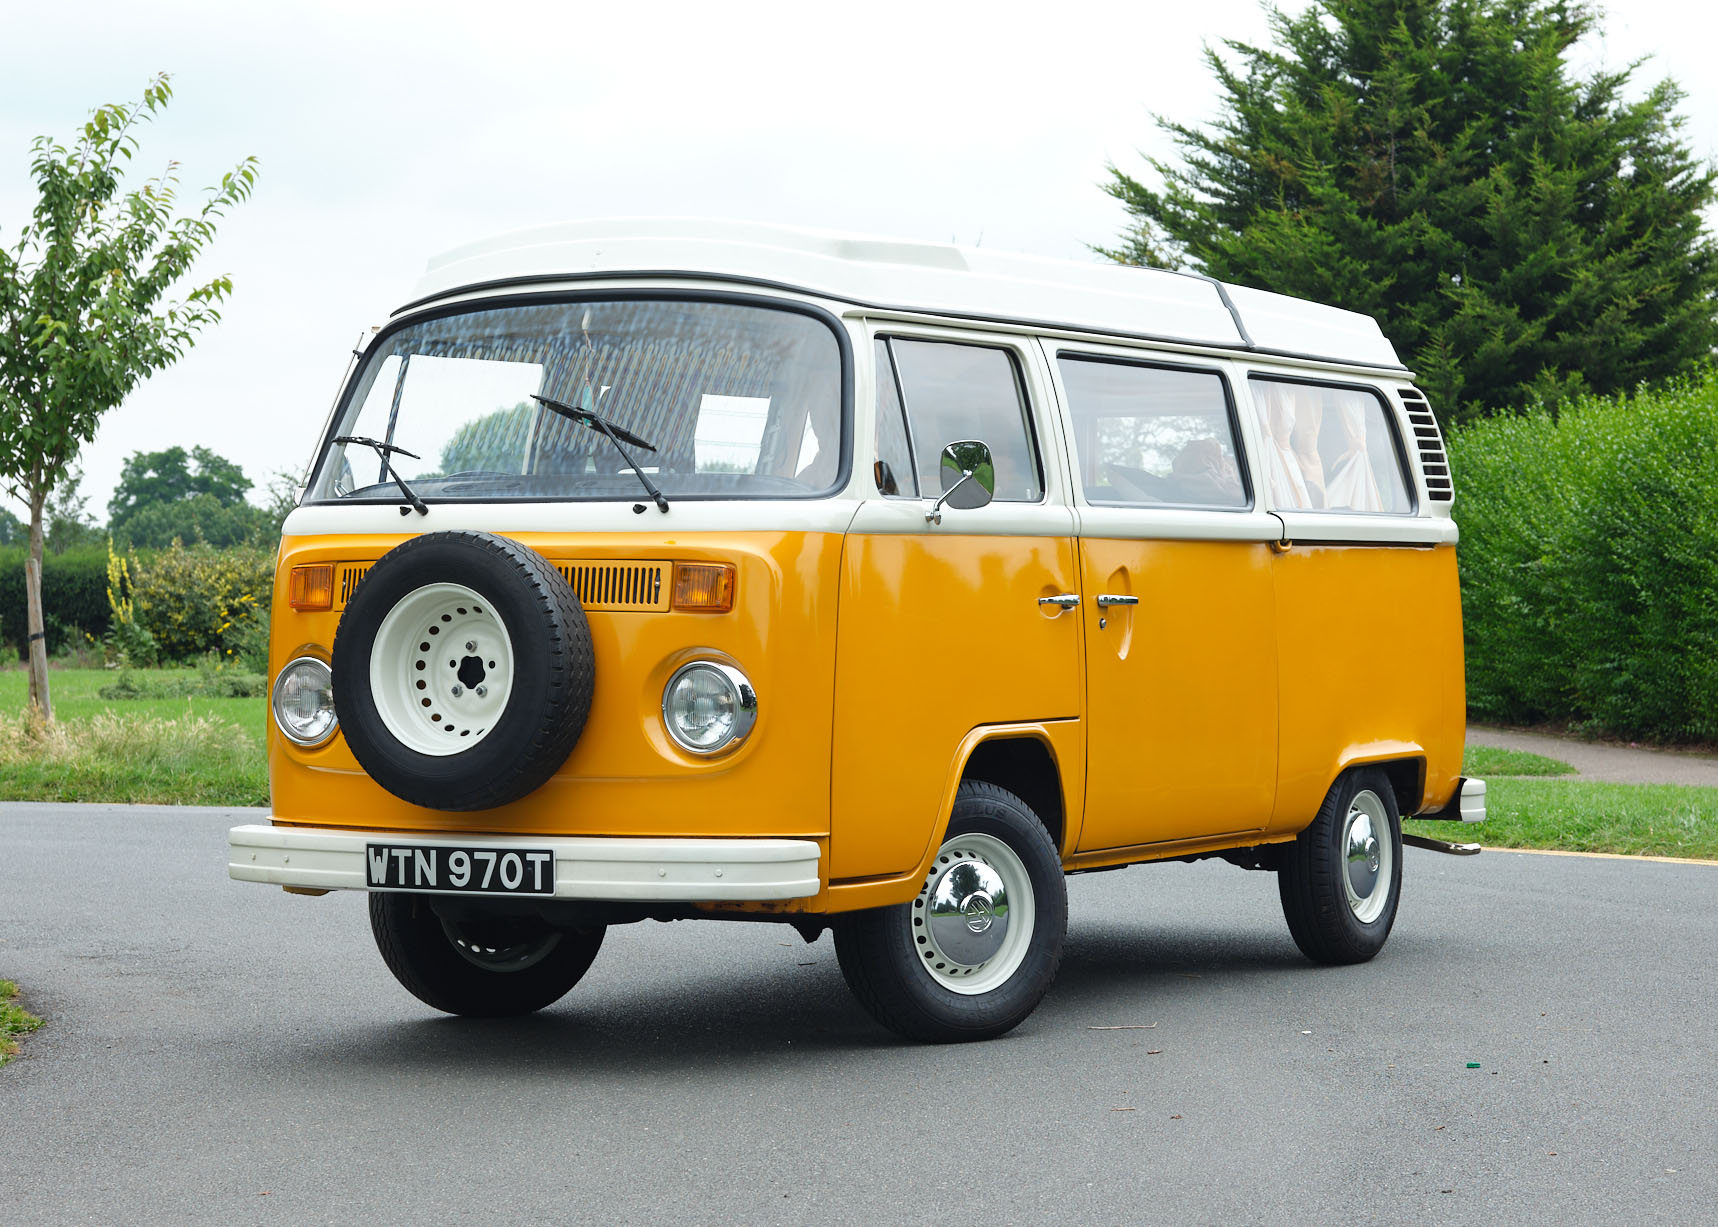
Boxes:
[1058,356,1248,509]
[876,338,1043,502]
[1249,377,1412,514]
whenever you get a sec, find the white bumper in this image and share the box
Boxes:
[1458,777,1486,823]
[228,823,822,902]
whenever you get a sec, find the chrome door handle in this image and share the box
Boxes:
[1038,594,1081,608]
[1095,594,1138,608]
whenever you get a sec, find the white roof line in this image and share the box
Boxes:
[404,219,1405,370]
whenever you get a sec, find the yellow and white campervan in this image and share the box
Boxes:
[229,220,1485,1042]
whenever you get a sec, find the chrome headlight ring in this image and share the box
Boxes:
[272,655,339,748]
[661,661,757,756]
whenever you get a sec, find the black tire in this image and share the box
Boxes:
[1278,767,1403,964]
[369,893,605,1017]
[332,531,594,811]
[834,781,1067,1043]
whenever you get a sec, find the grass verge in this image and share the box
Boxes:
[1462,745,1577,777]
[1407,778,1718,860]
[0,709,268,805]
[0,666,267,805]
[1,980,44,1066]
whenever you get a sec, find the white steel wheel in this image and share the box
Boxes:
[440,915,563,973]
[1341,789,1395,924]
[369,582,516,755]
[834,780,1067,1043]
[912,831,1037,995]
[1278,767,1403,965]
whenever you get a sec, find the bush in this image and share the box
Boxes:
[0,545,110,657]
[98,659,269,700]
[1452,365,1718,741]
[129,541,274,663]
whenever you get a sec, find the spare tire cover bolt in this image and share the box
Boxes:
[451,684,464,697]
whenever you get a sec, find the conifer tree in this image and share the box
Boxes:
[1101,0,1718,418]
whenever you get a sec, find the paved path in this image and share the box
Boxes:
[1466,724,1718,787]
[3,803,1715,1226]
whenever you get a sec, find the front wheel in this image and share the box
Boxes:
[1278,767,1403,964]
[369,894,605,1017]
[834,781,1067,1043]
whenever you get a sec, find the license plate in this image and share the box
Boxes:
[365,843,556,896]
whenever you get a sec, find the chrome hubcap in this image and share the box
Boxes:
[1341,789,1393,924]
[927,857,1010,966]
[912,831,1035,995]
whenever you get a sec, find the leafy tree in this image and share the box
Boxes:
[0,75,256,717]
[1100,0,1718,419]
[0,506,21,546]
[108,444,251,524]
[108,445,271,548]
[113,494,273,550]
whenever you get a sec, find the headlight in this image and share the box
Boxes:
[272,656,338,747]
[662,661,757,756]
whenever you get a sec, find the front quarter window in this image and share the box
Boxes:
[311,299,845,503]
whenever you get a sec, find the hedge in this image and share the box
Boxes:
[0,546,110,657]
[1,540,274,665]
[1451,365,1718,742]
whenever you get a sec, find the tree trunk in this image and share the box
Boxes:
[26,479,52,722]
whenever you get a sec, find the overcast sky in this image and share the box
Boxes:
[3,0,1714,523]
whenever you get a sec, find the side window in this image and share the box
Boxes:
[1058,356,1248,509]
[873,339,918,497]
[881,338,1043,502]
[1250,378,1411,514]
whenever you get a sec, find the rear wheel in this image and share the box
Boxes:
[1278,768,1402,964]
[835,781,1066,1043]
[369,894,605,1017]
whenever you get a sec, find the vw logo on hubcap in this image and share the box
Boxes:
[960,891,995,933]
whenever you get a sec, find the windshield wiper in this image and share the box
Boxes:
[530,394,669,513]
[333,436,428,516]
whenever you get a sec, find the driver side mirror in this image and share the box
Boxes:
[927,440,995,524]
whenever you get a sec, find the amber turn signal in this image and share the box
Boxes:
[289,564,335,611]
[672,562,735,612]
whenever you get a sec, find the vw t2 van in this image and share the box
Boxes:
[229,219,1485,1042]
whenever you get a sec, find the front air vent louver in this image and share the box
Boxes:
[1399,388,1453,503]
[332,559,669,612]
[335,564,372,609]
[555,561,671,612]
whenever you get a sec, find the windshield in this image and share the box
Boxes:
[309,299,845,503]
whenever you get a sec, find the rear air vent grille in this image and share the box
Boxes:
[554,561,670,612]
[1399,388,1453,503]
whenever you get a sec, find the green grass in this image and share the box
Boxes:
[1462,745,1577,777]
[1,979,43,1066]
[1408,778,1718,859]
[0,666,267,805]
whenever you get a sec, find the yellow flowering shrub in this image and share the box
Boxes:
[130,542,274,662]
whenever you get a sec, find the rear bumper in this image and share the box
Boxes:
[228,823,822,902]
[1420,776,1486,823]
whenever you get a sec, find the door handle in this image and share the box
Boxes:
[1095,594,1138,607]
[1038,594,1081,608]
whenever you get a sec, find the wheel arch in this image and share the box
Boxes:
[1333,744,1425,816]
[958,733,1067,856]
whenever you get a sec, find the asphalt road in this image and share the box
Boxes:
[2,803,1713,1227]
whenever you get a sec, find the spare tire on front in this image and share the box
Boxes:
[332,530,594,811]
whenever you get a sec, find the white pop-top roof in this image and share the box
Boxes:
[406,218,1405,371]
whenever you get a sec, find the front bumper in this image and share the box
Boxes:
[228,823,822,902]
